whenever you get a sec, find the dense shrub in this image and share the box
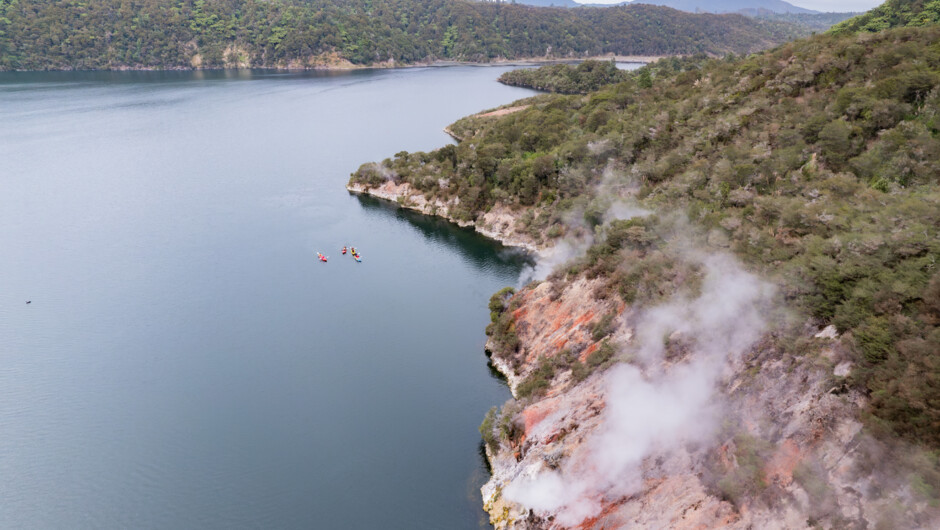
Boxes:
[498,60,629,94]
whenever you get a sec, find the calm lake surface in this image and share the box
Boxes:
[0,67,537,528]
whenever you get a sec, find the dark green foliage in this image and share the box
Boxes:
[0,0,807,70]
[480,403,525,452]
[570,357,590,382]
[586,340,615,368]
[854,317,895,364]
[488,286,516,316]
[512,346,612,398]
[479,406,499,452]
[591,313,617,341]
[486,286,520,357]
[516,356,556,399]
[831,0,940,35]
[498,60,628,94]
[715,434,773,507]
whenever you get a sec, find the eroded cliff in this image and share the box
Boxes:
[480,265,936,529]
[347,180,547,252]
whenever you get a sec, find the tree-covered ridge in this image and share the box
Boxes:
[351,26,940,447]
[0,0,807,70]
[497,60,630,94]
[830,0,940,34]
[752,11,859,32]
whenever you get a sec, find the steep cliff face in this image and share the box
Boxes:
[486,277,627,392]
[481,274,936,529]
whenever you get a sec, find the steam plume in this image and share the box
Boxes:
[517,201,648,286]
[504,252,774,524]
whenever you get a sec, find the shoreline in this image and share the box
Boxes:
[0,54,660,74]
[346,182,548,254]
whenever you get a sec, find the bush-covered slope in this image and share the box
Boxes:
[352,25,940,446]
[831,0,940,33]
[0,0,806,70]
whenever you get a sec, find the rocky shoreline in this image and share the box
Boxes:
[346,180,547,253]
[350,175,937,529]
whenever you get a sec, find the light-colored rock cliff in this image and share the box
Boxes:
[347,180,546,252]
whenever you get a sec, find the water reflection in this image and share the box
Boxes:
[352,192,534,274]
[486,356,510,384]
[0,68,376,93]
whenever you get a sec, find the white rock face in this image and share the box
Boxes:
[814,324,839,339]
[834,361,853,377]
[347,181,545,252]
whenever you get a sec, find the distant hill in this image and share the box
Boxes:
[512,0,582,7]
[752,11,859,30]
[499,0,820,14]
[0,0,809,71]
[628,0,818,14]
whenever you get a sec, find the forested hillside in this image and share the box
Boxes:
[752,11,859,31]
[0,0,806,70]
[352,22,940,448]
[831,0,940,33]
[632,0,817,15]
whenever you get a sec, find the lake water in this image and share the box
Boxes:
[0,68,536,528]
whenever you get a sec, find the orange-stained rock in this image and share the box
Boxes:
[578,343,599,363]
[764,439,802,488]
[480,267,937,530]
[489,277,623,394]
[523,400,557,435]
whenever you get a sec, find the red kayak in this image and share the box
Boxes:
[317,252,328,262]
[341,246,347,255]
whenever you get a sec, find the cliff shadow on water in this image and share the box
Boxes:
[352,192,535,275]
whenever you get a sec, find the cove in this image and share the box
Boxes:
[0,67,536,528]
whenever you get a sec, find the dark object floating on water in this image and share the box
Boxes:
[26,300,31,304]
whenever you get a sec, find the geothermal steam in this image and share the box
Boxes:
[504,253,774,525]
[518,200,650,285]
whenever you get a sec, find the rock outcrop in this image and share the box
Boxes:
[487,277,626,393]
[347,180,546,252]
